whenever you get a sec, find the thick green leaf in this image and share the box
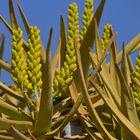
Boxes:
[60,16,67,67]
[90,80,140,139]
[9,0,19,29]
[0,118,32,131]
[33,28,53,136]
[0,98,31,121]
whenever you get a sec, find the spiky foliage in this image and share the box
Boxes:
[1,0,140,139]
[11,28,31,91]
[53,2,79,97]
[80,0,94,42]
[27,26,42,93]
[101,24,112,51]
[131,51,140,116]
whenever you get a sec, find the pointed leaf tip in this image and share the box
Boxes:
[9,0,19,29]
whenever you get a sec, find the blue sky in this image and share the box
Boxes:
[0,0,140,84]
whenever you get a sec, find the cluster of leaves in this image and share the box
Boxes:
[0,0,140,139]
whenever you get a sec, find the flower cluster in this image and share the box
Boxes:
[11,28,31,91]
[101,24,112,51]
[131,51,140,115]
[27,26,42,92]
[80,0,94,42]
[53,2,79,97]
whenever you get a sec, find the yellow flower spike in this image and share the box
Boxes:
[11,28,30,91]
[52,2,79,97]
[27,26,42,92]
[132,50,140,117]
[80,0,94,42]
[101,24,112,51]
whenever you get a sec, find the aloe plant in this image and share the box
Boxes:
[0,0,140,139]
